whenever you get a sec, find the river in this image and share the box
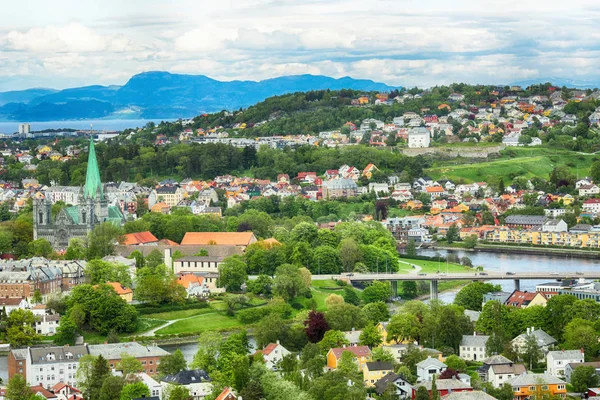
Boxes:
[0,250,597,379]
[0,119,176,134]
[417,248,600,303]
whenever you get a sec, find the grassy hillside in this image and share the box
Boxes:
[426,147,596,183]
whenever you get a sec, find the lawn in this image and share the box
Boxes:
[144,308,215,321]
[397,258,472,274]
[81,318,166,343]
[155,313,243,335]
[426,148,595,183]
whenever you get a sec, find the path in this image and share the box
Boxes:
[398,259,422,274]
[140,312,216,337]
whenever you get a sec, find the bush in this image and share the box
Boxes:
[237,307,270,324]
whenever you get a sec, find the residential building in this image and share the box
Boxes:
[215,387,238,400]
[512,328,556,355]
[9,345,90,388]
[459,334,489,361]
[88,342,170,376]
[546,350,584,378]
[408,127,430,148]
[442,392,496,400]
[565,361,600,383]
[174,256,224,275]
[579,184,600,197]
[416,357,447,382]
[180,232,257,249]
[505,290,548,308]
[326,346,372,370]
[138,373,162,399]
[0,298,30,313]
[104,282,133,303]
[322,178,358,199]
[177,273,210,297]
[363,361,394,387]
[583,199,600,214]
[374,372,412,399]
[121,231,159,246]
[35,314,61,336]
[506,372,566,399]
[414,379,472,398]
[161,370,212,400]
[254,342,291,370]
[343,328,362,347]
[478,355,526,388]
[504,215,545,229]
[51,383,82,400]
[542,219,568,233]
[151,186,185,208]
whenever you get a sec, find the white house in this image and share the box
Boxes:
[0,298,30,314]
[579,184,600,197]
[479,355,527,388]
[583,199,600,214]
[368,183,389,195]
[546,350,584,378]
[35,314,60,336]
[416,357,447,382]
[254,341,291,370]
[459,334,489,362]
[161,370,212,400]
[512,328,557,356]
[138,373,163,399]
[374,372,412,399]
[542,219,568,233]
[408,127,431,148]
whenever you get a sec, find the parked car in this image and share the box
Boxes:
[479,272,488,276]
[506,271,515,275]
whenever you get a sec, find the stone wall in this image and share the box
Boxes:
[401,145,505,158]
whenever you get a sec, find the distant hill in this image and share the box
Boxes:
[0,72,399,121]
[511,77,600,90]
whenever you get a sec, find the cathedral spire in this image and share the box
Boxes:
[83,137,103,199]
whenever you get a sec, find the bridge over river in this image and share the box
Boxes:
[260,271,600,300]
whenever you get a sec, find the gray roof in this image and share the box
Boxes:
[30,345,89,364]
[464,310,481,323]
[375,372,411,395]
[505,215,545,225]
[482,355,513,365]
[88,342,170,359]
[491,363,526,375]
[409,127,430,136]
[514,329,557,347]
[442,391,496,400]
[366,361,394,371]
[547,350,584,361]
[343,329,362,344]
[11,348,29,361]
[161,369,211,385]
[417,357,447,369]
[420,379,471,390]
[507,372,565,386]
[322,178,358,190]
[461,335,489,347]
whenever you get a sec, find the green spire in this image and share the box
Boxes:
[83,138,103,199]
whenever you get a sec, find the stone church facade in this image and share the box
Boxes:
[33,139,123,249]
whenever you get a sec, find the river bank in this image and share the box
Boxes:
[429,243,600,259]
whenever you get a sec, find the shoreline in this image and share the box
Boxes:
[429,244,600,259]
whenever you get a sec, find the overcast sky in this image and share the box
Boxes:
[0,0,599,91]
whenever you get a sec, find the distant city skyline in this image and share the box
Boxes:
[1,0,599,91]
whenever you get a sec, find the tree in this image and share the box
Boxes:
[454,282,501,312]
[90,355,111,400]
[218,256,248,292]
[591,160,600,184]
[31,290,42,305]
[522,333,543,370]
[463,235,478,249]
[544,294,577,340]
[387,313,420,343]
[318,330,349,351]
[415,386,430,400]
[28,238,53,257]
[446,224,459,244]
[65,238,87,260]
[305,310,330,343]
[337,350,361,380]
[339,238,362,273]
[54,316,79,345]
[362,301,390,324]
[371,347,394,362]
[343,286,360,306]
[120,382,150,400]
[117,353,144,383]
[99,376,125,400]
[359,323,382,347]
[254,313,288,348]
[444,355,467,372]
[363,281,391,304]
[158,349,187,376]
[87,222,123,259]
[402,281,418,299]
[325,294,344,308]
[164,385,191,400]
[6,374,32,400]
[5,309,39,347]
[406,239,417,257]
[563,319,598,358]
[246,274,272,296]
[70,303,86,328]
[76,355,96,400]
[312,245,341,274]
[325,303,367,331]
[192,331,222,371]
[273,264,309,301]
[571,365,600,393]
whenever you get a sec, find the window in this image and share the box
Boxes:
[530,386,536,391]
[429,369,437,374]
[149,361,153,365]
[542,385,549,390]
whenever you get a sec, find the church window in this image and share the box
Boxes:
[82,211,86,224]
[39,211,43,224]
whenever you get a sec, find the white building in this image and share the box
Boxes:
[161,370,212,400]
[138,373,163,399]
[542,219,568,233]
[408,128,431,148]
[416,357,446,382]
[35,314,60,336]
[546,350,584,378]
[254,341,291,370]
[479,355,526,388]
[459,334,489,362]
[43,186,82,206]
[583,199,600,214]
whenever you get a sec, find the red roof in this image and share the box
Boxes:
[254,342,280,357]
[31,385,57,399]
[584,198,600,204]
[216,387,236,400]
[329,345,371,360]
[122,231,158,245]
[505,291,544,308]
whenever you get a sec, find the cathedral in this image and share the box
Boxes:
[34,139,124,249]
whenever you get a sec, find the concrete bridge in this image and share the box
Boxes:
[314,271,600,300]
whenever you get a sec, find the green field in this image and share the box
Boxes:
[155,313,243,335]
[426,148,596,183]
[398,258,472,274]
[144,308,215,320]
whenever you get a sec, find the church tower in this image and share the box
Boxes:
[79,138,108,232]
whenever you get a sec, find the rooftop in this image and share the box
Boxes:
[180,232,256,246]
[88,342,170,359]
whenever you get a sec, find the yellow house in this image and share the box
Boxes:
[326,346,371,370]
[363,361,394,387]
[358,96,370,105]
[376,322,397,345]
[36,145,52,155]
[558,194,575,205]
[101,282,134,303]
[509,372,566,399]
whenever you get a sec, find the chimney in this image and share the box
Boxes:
[164,248,173,271]
[473,331,476,336]
[352,327,355,332]
[276,340,280,345]
[582,348,585,354]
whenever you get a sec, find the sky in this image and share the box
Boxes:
[0,0,599,91]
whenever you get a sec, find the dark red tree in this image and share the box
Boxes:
[304,310,330,343]
[439,368,460,380]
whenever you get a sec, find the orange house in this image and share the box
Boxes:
[508,373,566,399]
[105,282,133,303]
[358,96,370,105]
[326,346,372,370]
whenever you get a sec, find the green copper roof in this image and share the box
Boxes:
[83,138,103,199]
[108,205,123,220]
[65,206,80,224]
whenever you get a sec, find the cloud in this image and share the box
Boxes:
[0,0,599,91]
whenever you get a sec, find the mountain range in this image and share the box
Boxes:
[0,72,400,121]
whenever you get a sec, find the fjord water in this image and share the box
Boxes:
[0,119,175,134]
